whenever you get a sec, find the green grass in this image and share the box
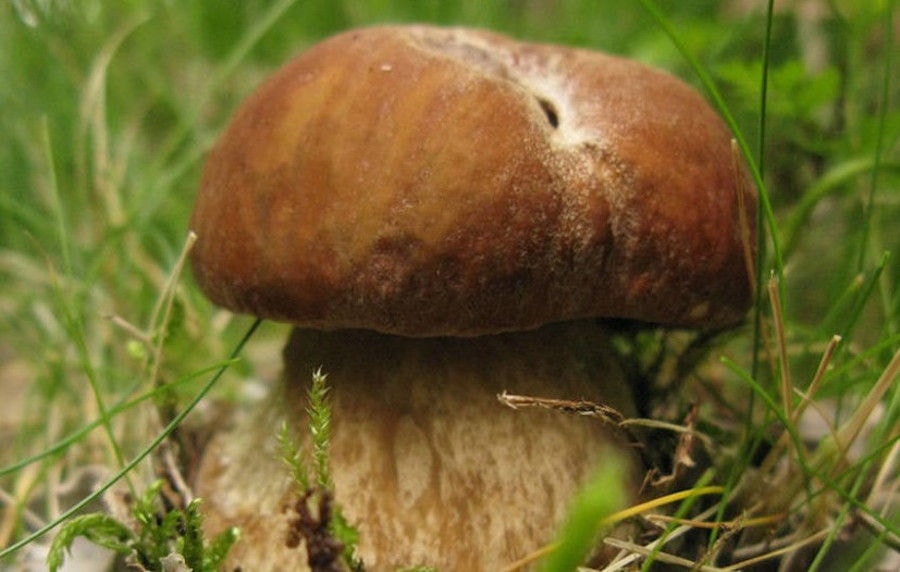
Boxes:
[1,0,897,570]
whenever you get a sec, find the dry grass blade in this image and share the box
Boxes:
[596,501,726,571]
[645,512,784,530]
[724,527,832,570]
[865,436,899,547]
[732,138,757,300]
[767,276,795,424]
[831,347,900,460]
[602,536,728,571]
[759,334,842,475]
[791,334,841,425]
[619,417,716,450]
[497,391,625,424]
[0,465,45,547]
[501,487,726,571]
[78,13,149,228]
[857,509,900,552]
[146,231,198,393]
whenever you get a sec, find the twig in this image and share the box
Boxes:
[497,391,624,425]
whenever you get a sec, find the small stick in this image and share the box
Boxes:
[497,391,624,425]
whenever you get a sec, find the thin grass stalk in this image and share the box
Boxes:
[791,335,842,426]
[0,318,261,560]
[768,276,794,423]
[41,119,132,486]
[639,474,719,570]
[146,232,197,393]
[149,0,300,177]
[855,0,894,273]
[723,527,832,571]
[806,458,871,572]
[0,362,230,479]
[637,0,781,555]
[636,0,782,277]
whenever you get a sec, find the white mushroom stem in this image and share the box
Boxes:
[197,320,637,570]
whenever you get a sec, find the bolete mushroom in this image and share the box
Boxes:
[189,25,755,570]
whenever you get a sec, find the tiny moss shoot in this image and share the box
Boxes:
[47,481,237,572]
[280,369,363,571]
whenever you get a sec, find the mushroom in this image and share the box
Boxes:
[189,25,755,570]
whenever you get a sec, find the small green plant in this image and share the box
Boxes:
[537,458,629,572]
[47,480,237,572]
[278,369,362,571]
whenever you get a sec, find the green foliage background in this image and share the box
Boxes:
[0,0,897,569]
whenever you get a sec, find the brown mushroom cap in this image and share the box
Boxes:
[190,25,756,336]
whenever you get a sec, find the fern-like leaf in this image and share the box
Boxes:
[48,513,135,572]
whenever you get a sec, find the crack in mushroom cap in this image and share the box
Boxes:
[189,25,757,336]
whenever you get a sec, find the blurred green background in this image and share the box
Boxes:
[0,0,896,565]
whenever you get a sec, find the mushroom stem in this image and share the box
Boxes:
[197,320,637,570]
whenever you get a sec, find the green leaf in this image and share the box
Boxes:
[539,456,628,572]
[203,526,240,572]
